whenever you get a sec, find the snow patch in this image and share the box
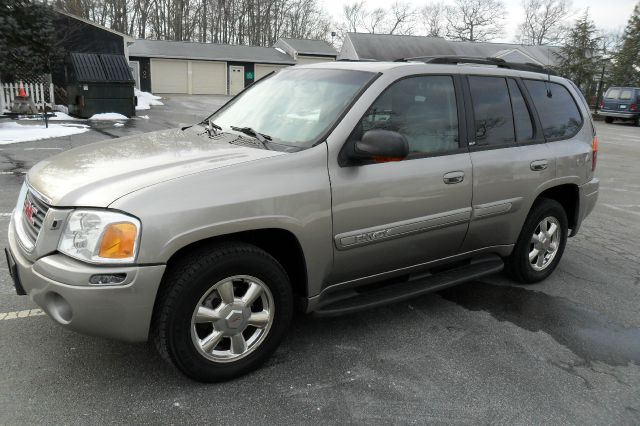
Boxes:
[114,123,124,127]
[0,122,89,145]
[21,112,82,121]
[135,89,164,111]
[138,115,150,120]
[89,113,129,121]
[55,104,69,114]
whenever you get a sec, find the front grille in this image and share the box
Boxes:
[20,189,50,245]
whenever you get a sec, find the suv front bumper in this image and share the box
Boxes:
[7,215,165,342]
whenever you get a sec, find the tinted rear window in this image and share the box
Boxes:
[605,89,620,99]
[620,89,633,100]
[469,76,515,146]
[507,79,534,142]
[524,80,583,140]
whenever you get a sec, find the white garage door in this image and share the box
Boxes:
[296,56,334,65]
[192,61,226,95]
[254,64,288,81]
[151,59,188,93]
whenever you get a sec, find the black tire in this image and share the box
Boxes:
[604,117,614,124]
[152,242,293,382]
[505,198,568,284]
[634,117,640,127]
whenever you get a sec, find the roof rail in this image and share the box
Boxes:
[397,56,557,76]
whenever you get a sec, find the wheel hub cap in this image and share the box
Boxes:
[190,275,274,363]
[529,216,561,272]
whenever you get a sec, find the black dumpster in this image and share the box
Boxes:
[66,52,136,118]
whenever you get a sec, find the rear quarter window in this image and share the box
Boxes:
[524,80,583,141]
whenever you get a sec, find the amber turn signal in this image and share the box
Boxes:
[98,223,137,259]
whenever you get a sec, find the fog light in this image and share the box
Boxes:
[89,274,126,285]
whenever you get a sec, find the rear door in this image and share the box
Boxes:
[461,74,555,252]
[602,88,621,111]
[327,74,473,284]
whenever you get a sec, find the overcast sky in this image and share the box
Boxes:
[322,0,638,43]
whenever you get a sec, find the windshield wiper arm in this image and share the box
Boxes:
[203,118,222,137]
[230,126,272,149]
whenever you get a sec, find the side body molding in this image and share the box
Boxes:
[334,207,472,250]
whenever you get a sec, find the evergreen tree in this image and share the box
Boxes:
[610,3,640,86]
[0,0,62,81]
[557,10,602,96]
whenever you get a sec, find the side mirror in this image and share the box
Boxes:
[348,129,409,163]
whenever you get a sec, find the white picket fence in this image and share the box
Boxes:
[1,82,55,112]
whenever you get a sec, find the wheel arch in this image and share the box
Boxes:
[535,184,579,235]
[161,228,309,301]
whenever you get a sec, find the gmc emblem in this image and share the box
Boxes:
[23,200,38,226]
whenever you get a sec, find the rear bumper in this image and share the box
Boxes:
[571,177,599,236]
[597,110,639,119]
[7,215,165,342]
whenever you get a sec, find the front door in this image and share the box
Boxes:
[328,75,473,285]
[229,66,245,96]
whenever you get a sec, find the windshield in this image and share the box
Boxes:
[210,68,375,147]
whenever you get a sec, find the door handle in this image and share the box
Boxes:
[530,160,548,171]
[443,171,465,184]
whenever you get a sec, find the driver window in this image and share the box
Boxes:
[354,75,460,157]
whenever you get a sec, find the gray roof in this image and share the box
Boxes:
[276,38,337,56]
[339,33,561,67]
[129,39,296,64]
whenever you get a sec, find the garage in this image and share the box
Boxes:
[295,55,335,65]
[192,61,226,94]
[129,39,296,95]
[150,59,188,94]
[254,64,287,81]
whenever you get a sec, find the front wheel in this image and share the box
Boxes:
[152,242,293,382]
[505,199,568,284]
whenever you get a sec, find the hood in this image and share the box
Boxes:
[27,127,286,207]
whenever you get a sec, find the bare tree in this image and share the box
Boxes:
[446,0,507,42]
[518,0,572,45]
[365,7,386,34]
[420,2,447,37]
[341,1,367,33]
[387,1,415,35]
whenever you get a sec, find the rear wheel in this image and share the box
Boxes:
[634,117,639,127]
[152,242,293,382]
[604,117,613,124]
[505,199,568,284]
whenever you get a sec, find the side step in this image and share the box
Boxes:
[313,256,504,317]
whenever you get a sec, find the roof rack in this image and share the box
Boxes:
[396,56,557,76]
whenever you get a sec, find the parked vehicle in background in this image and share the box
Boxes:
[6,58,599,382]
[598,86,640,126]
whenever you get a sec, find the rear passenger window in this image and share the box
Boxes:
[524,80,583,140]
[469,76,515,146]
[507,79,534,142]
[358,75,459,156]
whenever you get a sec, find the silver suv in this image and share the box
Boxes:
[5,59,599,382]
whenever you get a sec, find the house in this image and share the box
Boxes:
[339,33,561,67]
[128,39,297,95]
[274,38,338,64]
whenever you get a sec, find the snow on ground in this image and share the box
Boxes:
[21,112,82,121]
[114,123,124,127]
[138,115,150,120]
[89,113,129,120]
[0,122,89,145]
[135,89,163,111]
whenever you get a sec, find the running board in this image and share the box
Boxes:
[313,256,504,317]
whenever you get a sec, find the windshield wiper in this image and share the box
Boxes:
[204,118,222,137]
[230,126,272,149]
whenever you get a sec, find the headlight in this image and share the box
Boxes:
[58,210,141,264]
